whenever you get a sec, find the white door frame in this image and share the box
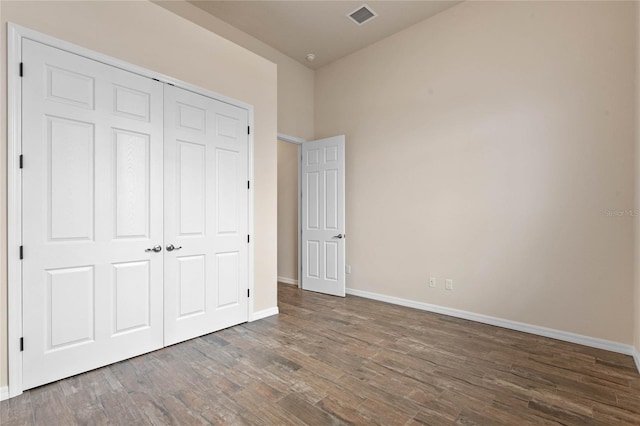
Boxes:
[7,23,256,398]
[277,133,305,289]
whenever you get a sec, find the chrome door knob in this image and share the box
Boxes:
[145,245,162,253]
[166,244,182,252]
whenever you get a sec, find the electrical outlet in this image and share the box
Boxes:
[346,265,351,274]
[445,279,453,290]
[429,277,436,288]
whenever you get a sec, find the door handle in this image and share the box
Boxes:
[333,234,344,239]
[145,245,162,253]
[166,244,182,252]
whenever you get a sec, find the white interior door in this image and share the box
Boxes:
[21,40,164,389]
[301,136,346,297]
[163,85,249,346]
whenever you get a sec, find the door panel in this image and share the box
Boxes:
[112,261,151,334]
[178,141,206,235]
[306,172,320,229]
[216,149,240,233]
[325,169,338,229]
[217,252,240,307]
[22,40,164,390]
[164,86,249,346]
[46,65,94,108]
[47,266,95,349]
[325,242,339,281]
[113,85,151,121]
[48,117,94,240]
[178,255,206,318]
[114,130,150,239]
[301,136,346,297]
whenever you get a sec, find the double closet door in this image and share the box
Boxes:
[21,39,249,390]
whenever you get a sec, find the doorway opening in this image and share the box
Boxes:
[277,134,303,287]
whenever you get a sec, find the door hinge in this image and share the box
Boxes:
[247,289,250,298]
[247,180,250,190]
[247,126,251,135]
[19,62,23,77]
[19,155,23,169]
[247,235,250,243]
[20,337,24,352]
[19,246,23,260]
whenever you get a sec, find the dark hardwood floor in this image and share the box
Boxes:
[2,282,640,425]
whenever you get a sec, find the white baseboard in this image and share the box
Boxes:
[633,346,640,373]
[0,386,8,401]
[346,288,635,357]
[277,276,298,286]
[250,307,279,322]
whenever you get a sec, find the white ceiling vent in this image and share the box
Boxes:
[347,4,377,26]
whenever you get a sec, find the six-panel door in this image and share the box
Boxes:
[21,39,165,389]
[301,136,346,297]
[163,86,249,346]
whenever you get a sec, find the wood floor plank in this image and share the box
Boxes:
[30,383,76,426]
[98,389,156,425]
[277,393,344,425]
[0,390,35,426]
[232,388,304,426]
[527,398,601,425]
[315,394,373,425]
[3,282,639,425]
[356,397,415,425]
[411,396,463,425]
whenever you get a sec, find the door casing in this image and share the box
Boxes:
[7,23,256,398]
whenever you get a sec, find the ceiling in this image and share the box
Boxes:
[189,1,461,69]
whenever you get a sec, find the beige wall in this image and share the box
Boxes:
[315,0,636,344]
[277,140,299,281]
[0,0,278,388]
[155,0,314,141]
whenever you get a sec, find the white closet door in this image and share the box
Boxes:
[21,40,164,389]
[164,85,249,346]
